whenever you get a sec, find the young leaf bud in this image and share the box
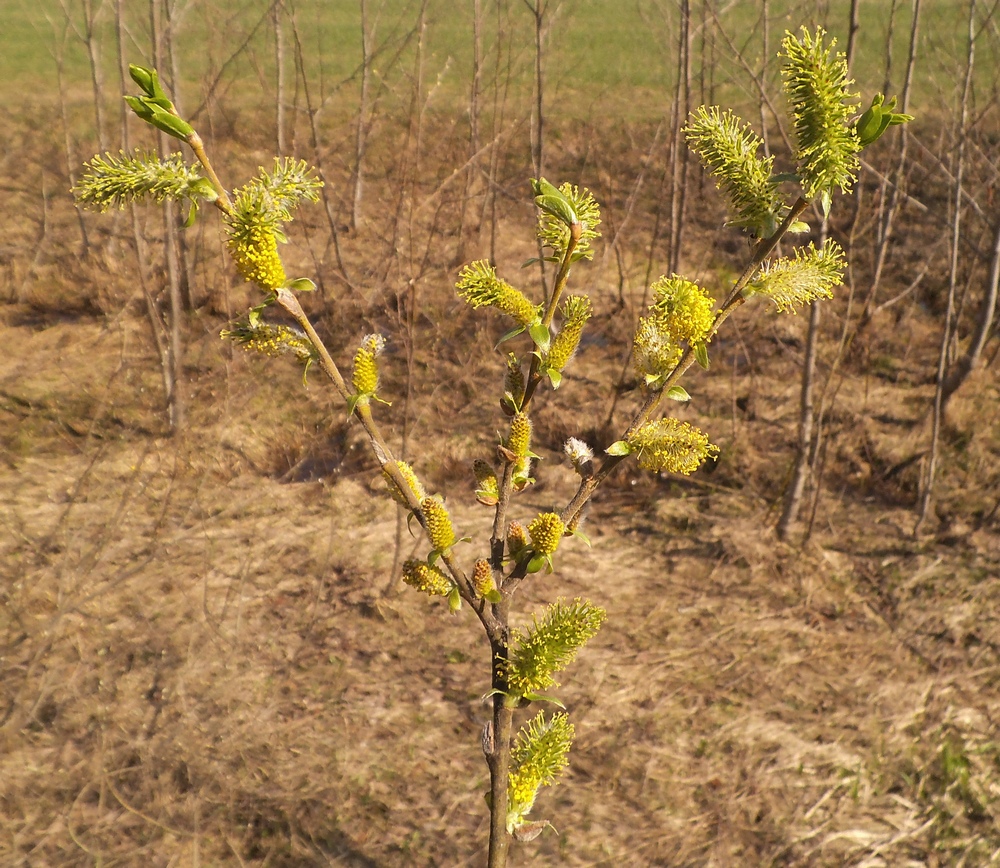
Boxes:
[473,459,499,506]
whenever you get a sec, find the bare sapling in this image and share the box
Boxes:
[72,27,910,865]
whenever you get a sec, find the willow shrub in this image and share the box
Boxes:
[74,28,909,867]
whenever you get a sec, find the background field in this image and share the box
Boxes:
[2,0,1000,865]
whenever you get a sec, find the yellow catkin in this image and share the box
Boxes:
[507,521,529,557]
[421,497,456,551]
[472,559,497,599]
[508,413,532,458]
[547,296,592,372]
[352,347,378,395]
[383,461,425,507]
[527,512,564,556]
[650,276,716,345]
[228,227,286,290]
[402,559,452,596]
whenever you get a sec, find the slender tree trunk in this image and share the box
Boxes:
[152,0,185,432]
[940,220,1000,403]
[484,0,514,263]
[916,0,976,533]
[82,0,108,152]
[667,0,691,275]
[526,0,546,179]
[858,0,920,330]
[758,0,770,157]
[289,8,355,292]
[777,1,861,541]
[351,0,374,231]
[274,0,287,154]
[776,221,826,541]
[51,17,91,254]
[456,0,483,263]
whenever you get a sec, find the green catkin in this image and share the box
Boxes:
[649,276,716,345]
[505,598,607,697]
[626,418,720,474]
[473,460,499,504]
[746,239,846,313]
[507,711,574,831]
[456,261,539,326]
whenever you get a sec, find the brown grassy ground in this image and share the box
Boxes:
[3,92,1000,868]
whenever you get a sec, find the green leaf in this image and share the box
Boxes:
[531,177,564,199]
[448,586,462,612]
[788,220,811,233]
[534,194,578,227]
[128,64,156,96]
[694,342,710,370]
[854,101,884,148]
[128,64,168,100]
[521,692,566,709]
[526,552,547,574]
[495,324,527,349]
[485,589,503,604]
[666,385,691,402]
[182,200,198,228]
[819,189,832,219]
[123,95,154,123]
[528,322,551,353]
[286,277,316,292]
[522,257,540,268]
[428,549,441,566]
[346,393,361,418]
[605,440,633,457]
[187,177,218,202]
[569,527,592,547]
[126,96,194,139]
[546,369,562,390]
